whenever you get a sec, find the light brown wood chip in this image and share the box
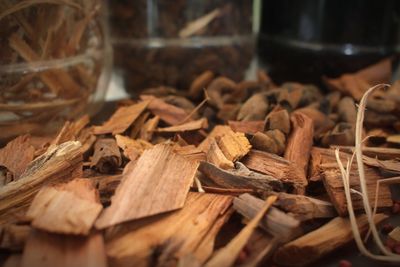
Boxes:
[95,144,199,229]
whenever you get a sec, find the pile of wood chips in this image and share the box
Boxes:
[1,58,400,267]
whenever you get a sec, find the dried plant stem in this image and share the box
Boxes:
[365,176,400,242]
[335,83,400,262]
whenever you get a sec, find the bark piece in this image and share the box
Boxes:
[284,113,314,180]
[92,174,123,205]
[156,118,208,133]
[275,192,337,221]
[243,150,307,188]
[294,107,335,137]
[228,120,265,135]
[93,101,149,135]
[233,193,302,242]
[265,108,291,134]
[0,135,35,181]
[141,95,188,125]
[25,179,102,235]
[106,193,233,267]
[217,130,251,162]
[237,93,269,121]
[90,138,122,173]
[273,214,388,267]
[251,130,286,156]
[338,97,357,123]
[206,139,234,169]
[199,161,283,193]
[0,141,82,225]
[189,70,214,99]
[96,144,199,229]
[21,230,107,267]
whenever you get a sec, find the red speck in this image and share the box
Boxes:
[382,223,394,234]
[392,202,400,214]
[236,248,249,264]
[385,238,397,251]
[339,259,352,267]
[394,244,400,254]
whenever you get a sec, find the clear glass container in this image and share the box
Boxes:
[0,0,112,141]
[109,0,255,94]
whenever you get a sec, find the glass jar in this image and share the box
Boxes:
[258,0,400,85]
[0,0,112,141]
[109,0,255,94]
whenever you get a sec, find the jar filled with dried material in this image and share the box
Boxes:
[0,0,112,141]
[110,0,255,94]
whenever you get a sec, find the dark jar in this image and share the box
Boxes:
[258,0,400,85]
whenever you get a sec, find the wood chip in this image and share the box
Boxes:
[323,168,392,216]
[243,150,307,188]
[156,118,208,133]
[204,195,277,267]
[199,161,283,193]
[217,130,251,162]
[228,120,265,135]
[140,116,159,141]
[95,144,199,229]
[275,192,337,221]
[93,100,149,135]
[284,112,314,182]
[206,139,234,169]
[25,179,102,235]
[90,138,122,173]
[198,125,232,152]
[233,193,302,242]
[106,193,233,267]
[115,135,153,161]
[141,95,188,125]
[273,214,388,267]
[0,135,35,181]
[0,141,82,225]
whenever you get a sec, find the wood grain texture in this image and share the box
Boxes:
[233,193,302,242]
[21,230,107,267]
[273,214,388,267]
[0,141,82,226]
[26,179,102,235]
[95,144,199,229]
[141,95,188,125]
[198,125,232,152]
[243,149,306,187]
[284,113,314,180]
[93,101,149,135]
[323,168,392,216]
[106,193,233,267]
[0,135,35,180]
[206,139,234,169]
[217,130,251,162]
[156,118,208,132]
